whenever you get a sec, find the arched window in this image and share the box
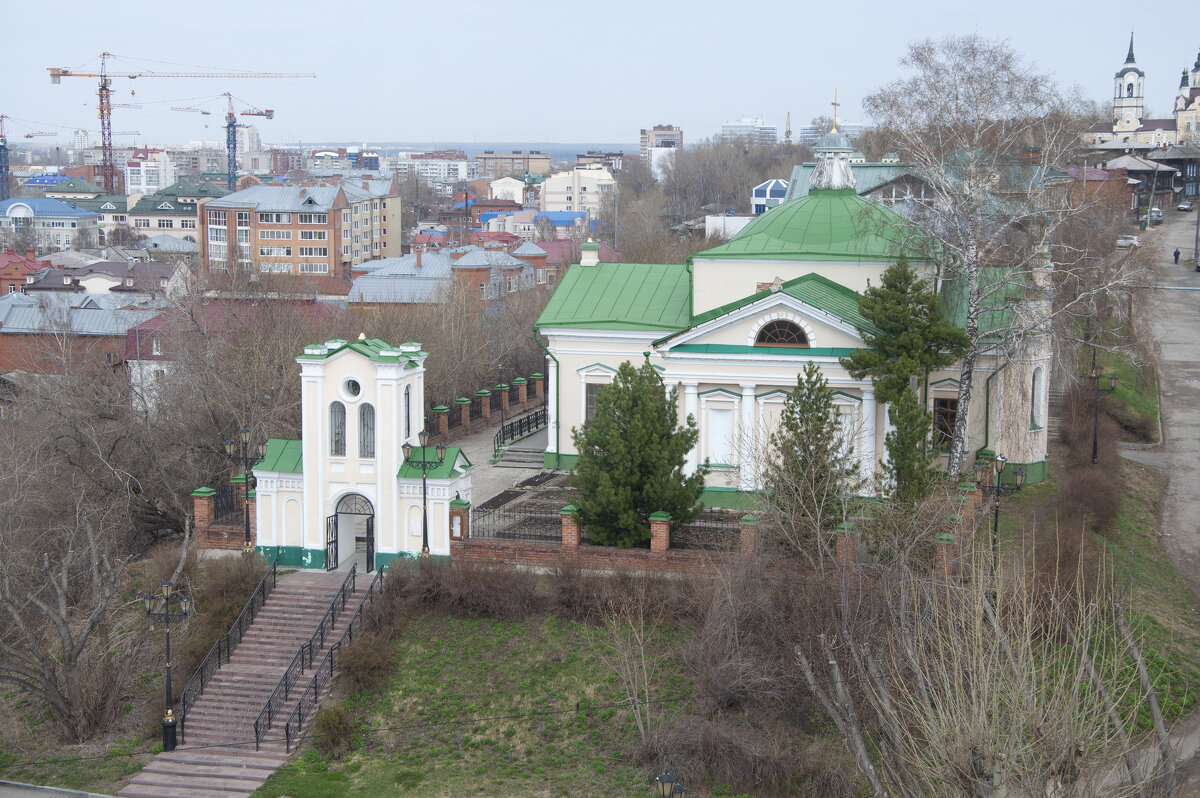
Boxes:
[755,319,809,348]
[404,385,412,439]
[1127,83,1134,98]
[330,401,346,456]
[359,403,376,458]
[1030,367,1045,428]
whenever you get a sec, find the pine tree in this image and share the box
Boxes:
[762,362,861,566]
[572,360,707,548]
[884,386,937,502]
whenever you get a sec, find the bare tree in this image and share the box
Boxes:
[864,35,1149,475]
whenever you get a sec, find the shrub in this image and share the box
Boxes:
[338,632,396,695]
[312,705,357,760]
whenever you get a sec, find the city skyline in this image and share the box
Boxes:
[3,0,1198,148]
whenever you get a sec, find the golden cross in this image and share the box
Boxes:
[831,88,840,134]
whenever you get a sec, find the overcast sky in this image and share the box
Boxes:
[3,0,1197,149]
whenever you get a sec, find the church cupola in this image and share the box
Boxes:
[809,89,857,191]
[1113,33,1145,133]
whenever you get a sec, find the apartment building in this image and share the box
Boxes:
[124,151,176,195]
[718,117,778,147]
[198,179,401,282]
[127,180,230,241]
[474,151,551,179]
[639,125,683,159]
[539,166,614,214]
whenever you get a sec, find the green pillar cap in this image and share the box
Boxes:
[449,499,471,509]
[246,490,256,499]
[957,481,976,492]
[512,377,527,384]
[649,511,672,522]
[494,383,508,391]
[454,397,472,405]
[936,533,957,544]
[955,495,969,506]
[432,405,449,413]
[977,448,996,460]
[740,514,759,524]
[836,521,858,534]
[946,514,963,526]
[560,504,579,516]
[191,487,217,497]
[230,473,250,484]
[475,389,491,397]
[531,372,544,379]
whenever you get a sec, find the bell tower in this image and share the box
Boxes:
[1113,33,1145,133]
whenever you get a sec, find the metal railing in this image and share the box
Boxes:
[213,484,239,521]
[179,559,277,744]
[672,513,741,552]
[493,408,547,452]
[253,562,356,749]
[282,566,386,752]
[472,503,562,543]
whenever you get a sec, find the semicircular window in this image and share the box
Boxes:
[755,319,809,348]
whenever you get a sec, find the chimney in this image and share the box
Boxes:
[362,181,369,190]
[415,247,423,268]
[300,188,307,197]
[579,240,600,267]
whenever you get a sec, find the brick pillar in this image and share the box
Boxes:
[934,532,956,579]
[475,389,491,422]
[230,474,247,509]
[449,498,470,540]
[649,511,670,553]
[530,372,544,401]
[247,489,258,548]
[739,514,759,557]
[192,487,215,535]
[455,397,471,430]
[513,377,527,406]
[432,405,449,435]
[958,482,979,527]
[496,384,510,414]
[560,505,580,547]
[835,522,856,567]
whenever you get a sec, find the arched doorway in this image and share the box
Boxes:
[327,493,375,572]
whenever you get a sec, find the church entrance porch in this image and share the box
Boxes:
[328,493,375,572]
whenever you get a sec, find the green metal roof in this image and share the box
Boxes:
[535,262,691,331]
[257,438,303,474]
[940,267,1024,340]
[692,189,934,262]
[296,337,427,364]
[687,272,876,335]
[396,447,472,479]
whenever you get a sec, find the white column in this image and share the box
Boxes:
[739,383,756,491]
[860,386,877,481]
[546,358,558,454]
[683,382,699,475]
[883,401,895,448]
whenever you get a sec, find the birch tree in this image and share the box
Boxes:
[864,35,1149,475]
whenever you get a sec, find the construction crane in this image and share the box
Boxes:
[0,116,9,201]
[173,93,274,190]
[48,53,315,193]
[23,131,56,139]
[785,112,792,144]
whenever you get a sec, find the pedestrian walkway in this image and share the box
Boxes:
[453,412,549,505]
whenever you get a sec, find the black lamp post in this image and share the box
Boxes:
[655,772,686,796]
[143,580,192,752]
[1086,365,1119,465]
[402,430,447,557]
[975,454,1026,591]
[223,428,267,554]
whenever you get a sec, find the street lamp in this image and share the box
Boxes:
[143,581,192,752]
[223,428,267,553]
[654,772,685,797]
[402,430,447,557]
[1086,365,1119,465]
[975,454,1026,591]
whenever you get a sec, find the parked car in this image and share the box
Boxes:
[1139,208,1164,225]
[1178,201,1195,212]
[1116,235,1141,248]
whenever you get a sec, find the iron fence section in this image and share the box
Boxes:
[472,504,562,543]
[283,567,386,752]
[493,408,548,452]
[508,384,520,404]
[490,391,502,412]
[179,559,276,744]
[252,562,355,749]
[672,514,741,552]
[213,484,238,521]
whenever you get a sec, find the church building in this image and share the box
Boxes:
[249,336,473,570]
[1085,35,1200,149]
[535,133,1052,505]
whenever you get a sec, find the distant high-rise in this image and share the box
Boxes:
[72,129,88,151]
[640,125,683,160]
[718,117,777,147]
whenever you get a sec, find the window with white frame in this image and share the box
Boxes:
[330,401,346,455]
[359,403,375,458]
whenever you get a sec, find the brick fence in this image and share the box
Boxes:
[192,481,256,551]
[428,373,545,444]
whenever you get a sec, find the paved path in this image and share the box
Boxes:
[1116,209,1200,789]
[453,415,547,505]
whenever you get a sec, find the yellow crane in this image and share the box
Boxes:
[48,53,314,193]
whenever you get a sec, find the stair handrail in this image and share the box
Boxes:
[252,562,356,748]
[494,407,547,452]
[279,565,386,752]
[179,558,277,744]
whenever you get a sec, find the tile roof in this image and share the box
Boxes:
[536,262,691,331]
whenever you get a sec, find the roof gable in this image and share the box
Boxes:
[535,262,691,331]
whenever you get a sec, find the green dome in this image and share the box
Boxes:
[693,189,935,263]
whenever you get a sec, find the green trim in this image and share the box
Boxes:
[302,548,326,569]
[930,377,961,389]
[230,473,250,484]
[257,438,303,474]
[756,388,792,399]
[560,504,580,516]
[1003,457,1049,485]
[454,397,472,405]
[831,390,863,403]
[740,514,758,524]
[449,498,470,509]
[534,336,561,470]
[373,551,414,571]
[512,377,527,385]
[192,487,216,497]
[699,487,760,510]
[246,490,256,499]
[577,362,618,374]
[296,336,426,364]
[432,405,449,413]
[475,389,491,397]
[936,532,957,544]
[957,481,976,492]
[253,545,306,568]
[1029,423,1044,431]
[698,387,740,399]
[530,373,544,380]
[397,447,472,479]
[669,344,861,358]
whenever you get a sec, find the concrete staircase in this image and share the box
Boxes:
[117,568,366,798]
